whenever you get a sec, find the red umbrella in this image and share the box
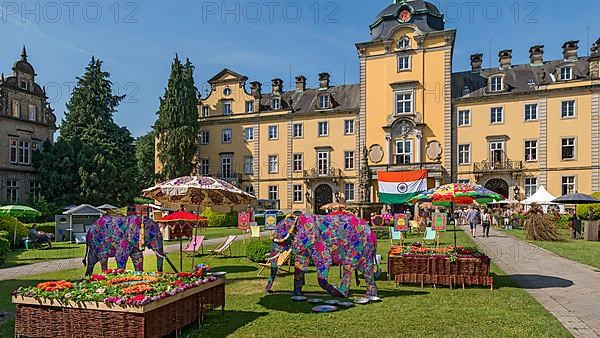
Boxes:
[157,210,208,272]
[157,210,207,223]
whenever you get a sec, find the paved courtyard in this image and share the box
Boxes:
[464,225,600,337]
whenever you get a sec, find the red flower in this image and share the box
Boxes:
[88,274,106,282]
[130,294,145,302]
[171,280,185,287]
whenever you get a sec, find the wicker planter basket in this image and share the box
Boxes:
[13,278,225,338]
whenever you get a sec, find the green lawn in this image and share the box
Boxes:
[0,229,570,337]
[502,228,600,270]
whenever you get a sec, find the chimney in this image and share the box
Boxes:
[470,53,483,73]
[562,40,579,61]
[498,49,512,70]
[250,81,262,97]
[295,75,306,92]
[529,45,544,66]
[271,78,283,94]
[318,72,330,90]
[590,38,600,79]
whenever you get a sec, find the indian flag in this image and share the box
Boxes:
[378,170,428,204]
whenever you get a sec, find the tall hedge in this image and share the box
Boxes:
[200,208,237,227]
[0,235,9,266]
[576,192,600,220]
[0,216,29,248]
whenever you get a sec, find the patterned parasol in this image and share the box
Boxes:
[143,176,256,213]
[408,183,504,206]
[320,202,346,211]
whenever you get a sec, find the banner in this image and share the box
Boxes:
[264,212,278,230]
[237,211,251,231]
[394,214,409,232]
[432,213,447,231]
[377,170,428,204]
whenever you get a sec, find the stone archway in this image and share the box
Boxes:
[485,178,509,198]
[314,184,333,215]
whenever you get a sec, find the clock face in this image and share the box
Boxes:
[399,9,412,23]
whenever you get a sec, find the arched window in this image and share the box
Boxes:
[397,37,411,50]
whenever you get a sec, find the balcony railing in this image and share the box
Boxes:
[473,160,523,173]
[303,167,342,180]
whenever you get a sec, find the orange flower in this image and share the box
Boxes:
[37,280,73,292]
[106,275,158,286]
[122,284,153,295]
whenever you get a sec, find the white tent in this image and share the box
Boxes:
[521,186,557,205]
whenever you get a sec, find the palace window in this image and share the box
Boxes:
[222,101,232,115]
[199,159,209,176]
[222,129,232,143]
[525,140,538,162]
[200,131,210,145]
[268,185,279,201]
[28,105,37,121]
[345,183,355,202]
[395,140,412,165]
[268,125,278,140]
[245,101,254,113]
[490,76,503,92]
[30,181,41,203]
[524,177,538,198]
[457,179,470,185]
[12,100,20,118]
[489,141,505,163]
[201,106,210,117]
[319,95,330,109]
[317,151,330,175]
[318,121,329,137]
[268,155,278,174]
[458,110,470,126]
[244,156,253,175]
[462,85,471,96]
[395,92,412,115]
[244,127,254,142]
[18,141,30,165]
[490,107,504,124]
[561,100,576,118]
[6,180,18,203]
[244,185,255,195]
[561,138,575,160]
[293,153,303,172]
[458,144,471,165]
[524,104,538,121]
[397,37,411,49]
[293,185,303,203]
[272,98,281,110]
[560,66,573,81]
[220,156,232,178]
[20,80,28,90]
[293,123,303,138]
[561,176,576,195]
[344,120,355,135]
[397,55,410,71]
[9,138,18,163]
[344,151,355,170]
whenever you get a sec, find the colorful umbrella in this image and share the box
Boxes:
[157,210,208,223]
[143,176,256,213]
[0,205,41,217]
[157,210,208,271]
[320,202,346,211]
[409,183,503,206]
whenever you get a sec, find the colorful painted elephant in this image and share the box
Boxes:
[265,213,379,297]
[83,215,165,276]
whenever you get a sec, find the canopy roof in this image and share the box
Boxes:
[521,186,557,205]
[63,204,106,216]
[157,210,207,223]
[97,204,118,210]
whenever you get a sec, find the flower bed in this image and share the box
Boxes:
[388,245,492,289]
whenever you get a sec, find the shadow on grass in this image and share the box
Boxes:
[210,265,257,274]
[182,310,268,338]
[504,274,574,289]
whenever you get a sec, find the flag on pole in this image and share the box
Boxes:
[377,170,428,204]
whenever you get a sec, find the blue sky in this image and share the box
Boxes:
[1,0,598,137]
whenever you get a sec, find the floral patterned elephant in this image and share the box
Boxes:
[265,213,379,297]
[83,215,165,276]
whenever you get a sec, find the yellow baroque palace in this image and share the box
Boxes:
[159,0,600,214]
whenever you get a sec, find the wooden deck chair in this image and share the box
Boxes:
[389,226,403,246]
[250,225,261,239]
[208,235,237,258]
[423,227,439,247]
[257,249,292,277]
[183,235,205,256]
[409,220,420,234]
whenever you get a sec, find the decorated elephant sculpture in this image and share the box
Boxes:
[265,213,378,297]
[83,215,165,276]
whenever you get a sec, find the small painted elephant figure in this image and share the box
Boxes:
[265,213,378,297]
[83,215,165,276]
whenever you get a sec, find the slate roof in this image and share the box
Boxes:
[259,84,360,114]
[370,0,444,41]
[452,57,592,100]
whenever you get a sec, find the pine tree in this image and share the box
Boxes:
[135,130,157,190]
[154,55,199,180]
[35,57,136,206]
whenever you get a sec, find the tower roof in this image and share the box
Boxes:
[12,45,36,75]
[370,0,444,41]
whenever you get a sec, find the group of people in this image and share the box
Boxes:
[453,206,514,238]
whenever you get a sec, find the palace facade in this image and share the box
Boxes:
[0,47,57,204]
[162,0,600,214]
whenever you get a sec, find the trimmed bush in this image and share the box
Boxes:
[27,222,55,235]
[246,240,272,263]
[577,192,600,220]
[0,215,29,248]
[0,235,9,267]
[201,207,237,227]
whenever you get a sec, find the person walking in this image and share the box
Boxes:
[466,206,478,237]
[481,209,491,237]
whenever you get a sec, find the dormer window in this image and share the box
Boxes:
[490,76,503,92]
[559,66,573,81]
[222,100,232,115]
[201,106,209,117]
[245,101,254,113]
[272,98,281,110]
[462,85,471,96]
[223,87,232,96]
[397,37,411,50]
[20,80,28,90]
[319,95,330,109]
